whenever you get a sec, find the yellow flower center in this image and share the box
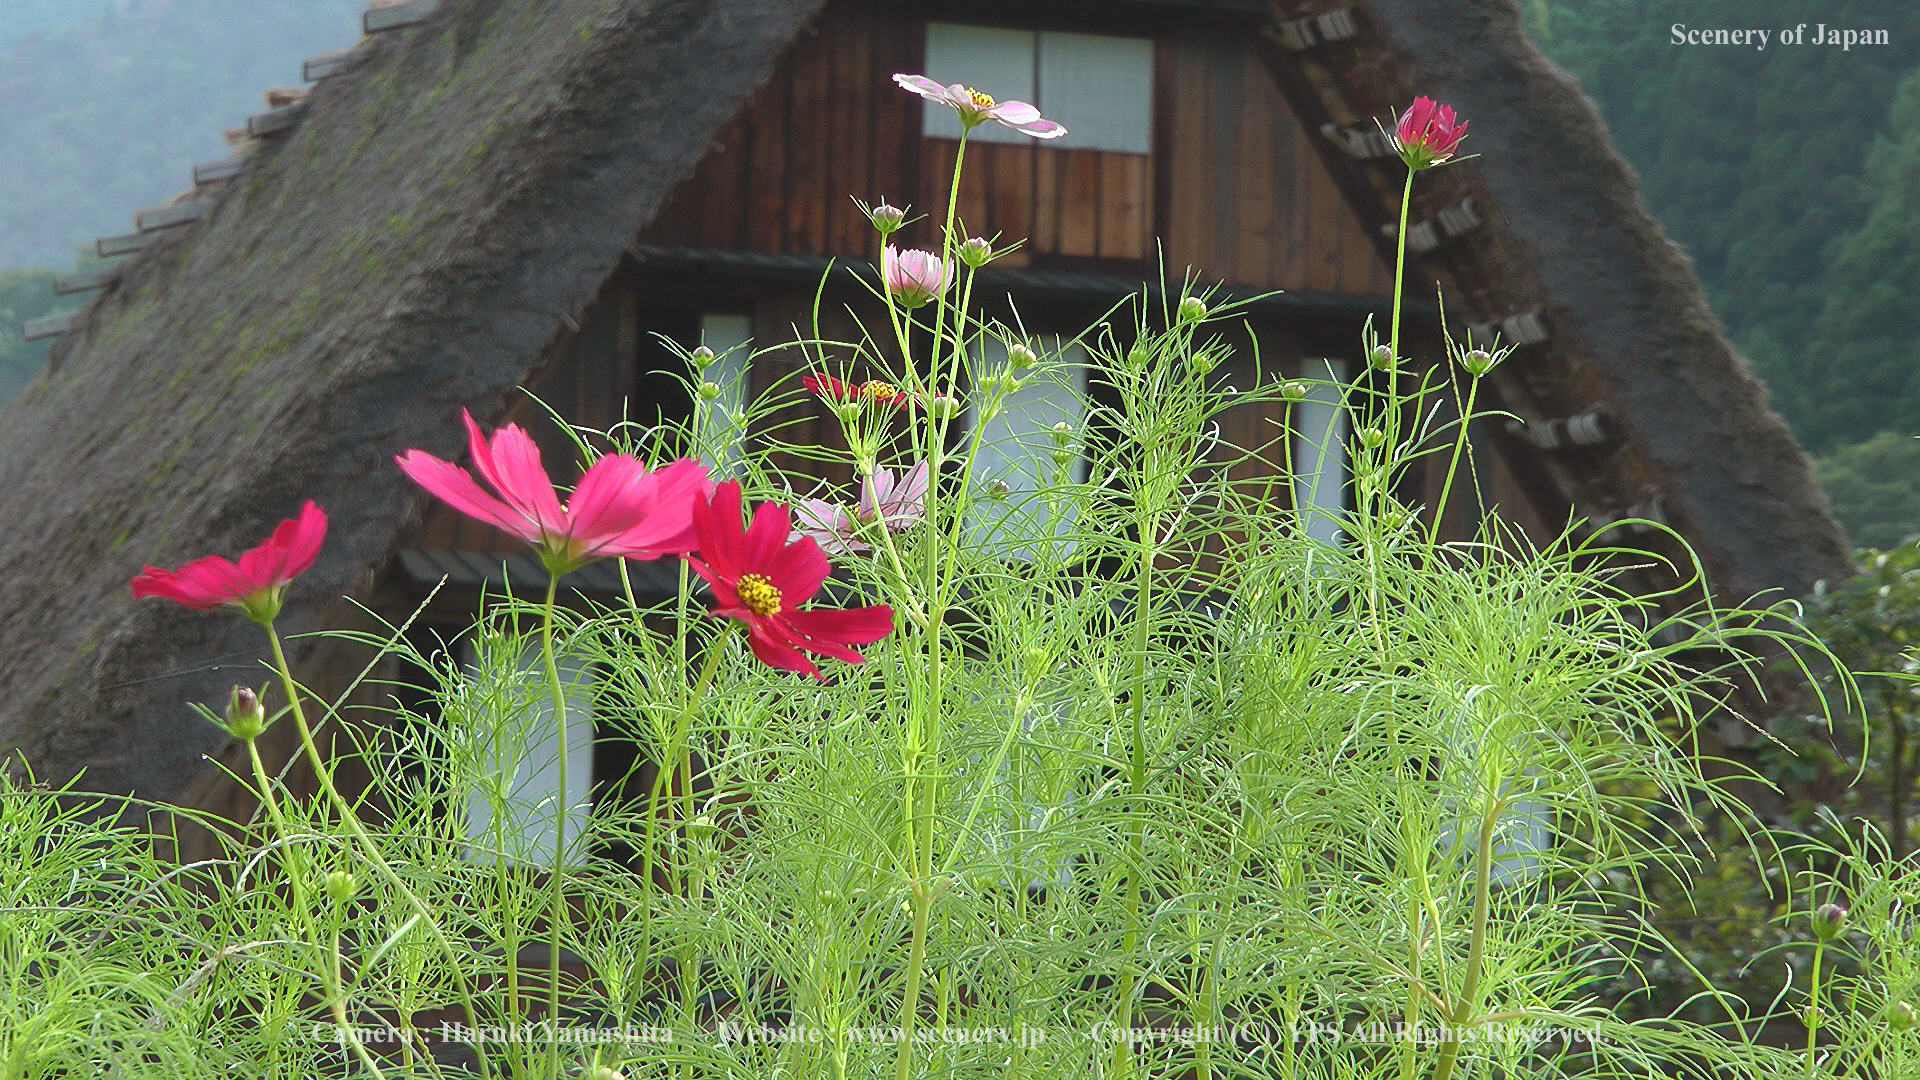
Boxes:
[737,573,783,616]
[861,380,899,402]
[966,88,996,108]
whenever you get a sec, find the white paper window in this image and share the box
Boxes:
[922,23,1152,153]
[457,641,597,868]
[1292,359,1349,547]
[964,338,1089,555]
[698,313,752,465]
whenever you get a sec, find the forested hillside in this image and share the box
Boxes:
[0,0,362,396]
[1530,0,1920,540]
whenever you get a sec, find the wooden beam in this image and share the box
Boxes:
[193,154,249,186]
[54,266,121,296]
[135,198,216,232]
[1506,408,1611,450]
[97,232,160,258]
[302,47,359,82]
[1266,8,1361,51]
[22,314,77,342]
[246,103,306,138]
[364,0,439,33]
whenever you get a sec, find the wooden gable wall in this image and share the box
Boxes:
[639,0,1391,296]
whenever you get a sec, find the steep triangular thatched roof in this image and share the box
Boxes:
[0,0,1849,801]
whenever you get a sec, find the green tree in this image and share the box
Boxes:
[1815,431,1920,551]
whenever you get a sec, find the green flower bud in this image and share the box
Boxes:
[1178,296,1209,324]
[1051,421,1074,446]
[928,393,960,420]
[1461,347,1496,376]
[697,381,723,401]
[1369,344,1395,370]
[324,870,358,903]
[1127,343,1153,370]
[1358,427,1387,449]
[1813,903,1849,941]
[959,237,994,268]
[225,686,267,740]
[984,479,1011,501]
[833,400,864,425]
[1008,343,1038,372]
[690,345,717,369]
[868,202,905,234]
[1281,381,1309,402]
[1888,1000,1917,1031]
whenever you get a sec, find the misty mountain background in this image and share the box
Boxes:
[1,0,1917,546]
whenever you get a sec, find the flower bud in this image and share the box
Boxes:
[690,345,717,369]
[1051,421,1074,446]
[1178,296,1208,324]
[1281,381,1309,402]
[1187,348,1221,375]
[324,870,358,903]
[590,1069,627,1080]
[833,400,864,425]
[1813,903,1849,941]
[1008,343,1038,372]
[687,813,717,841]
[1804,1005,1824,1029]
[225,686,267,740]
[959,237,994,268]
[985,479,1011,501]
[1889,1000,1917,1031]
[1127,343,1152,370]
[928,393,960,420]
[1461,347,1496,376]
[1369,344,1395,370]
[697,381,723,402]
[869,202,905,234]
[1358,427,1386,449]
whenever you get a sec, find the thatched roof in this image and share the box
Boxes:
[0,0,829,799]
[0,0,1849,800]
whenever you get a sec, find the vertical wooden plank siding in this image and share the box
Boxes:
[634,5,1387,299]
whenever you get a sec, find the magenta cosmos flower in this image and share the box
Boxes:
[893,74,1067,139]
[396,410,710,576]
[688,482,894,680]
[794,461,931,556]
[132,500,326,624]
[1394,96,1468,171]
[882,245,954,310]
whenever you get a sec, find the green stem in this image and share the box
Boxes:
[1807,939,1827,1078]
[538,575,569,1080]
[1429,795,1501,1080]
[263,622,496,1080]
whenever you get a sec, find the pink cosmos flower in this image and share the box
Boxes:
[688,482,895,680]
[1394,97,1468,171]
[893,74,1067,139]
[793,460,932,555]
[882,245,954,310]
[396,410,709,576]
[132,500,327,624]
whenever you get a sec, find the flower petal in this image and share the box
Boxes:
[397,450,541,544]
[471,414,568,538]
[892,73,959,108]
[745,620,825,681]
[784,604,896,649]
[764,531,832,607]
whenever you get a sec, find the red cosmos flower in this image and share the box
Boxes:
[687,482,895,680]
[1394,96,1468,171]
[396,410,709,576]
[803,373,913,410]
[132,500,327,624]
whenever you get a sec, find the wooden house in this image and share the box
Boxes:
[0,0,1851,845]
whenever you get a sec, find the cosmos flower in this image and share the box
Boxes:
[794,460,932,555]
[131,500,327,624]
[893,74,1067,139]
[803,373,914,410]
[396,410,709,576]
[1394,96,1468,171]
[882,245,954,309]
[687,482,895,680]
